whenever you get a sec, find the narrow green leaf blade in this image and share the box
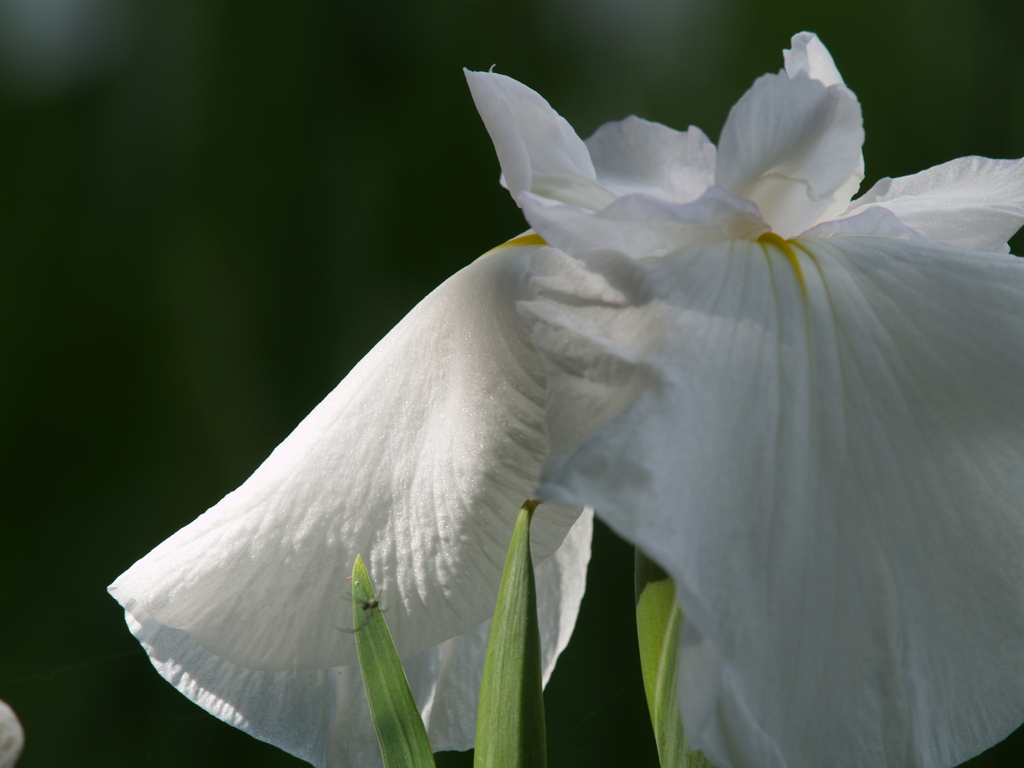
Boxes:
[474,499,547,768]
[635,549,714,768]
[351,555,436,768]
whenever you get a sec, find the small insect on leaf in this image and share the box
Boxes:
[350,556,436,768]
[336,584,387,633]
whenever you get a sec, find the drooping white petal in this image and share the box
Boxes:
[125,508,593,768]
[524,234,1024,768]
[844,155,1024,252]
[715,37,863,238]
[110,241,583,675]
[464,70,616,210]
[128,614,339,766]
[585,117,716,204]
[520,186,767,261]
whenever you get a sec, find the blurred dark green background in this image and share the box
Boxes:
[2,0,1023,765]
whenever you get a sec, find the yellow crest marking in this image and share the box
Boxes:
[757,232,805,291]
[479,232,548,260]
[502,232,547,248]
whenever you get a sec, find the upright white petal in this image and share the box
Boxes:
[110,241,583,675]
[464,70,616,210]
[782,31,844,87]
[715,35,863,237]
[126,508,593,768]
[585,117,716,204]
[524,233,1024,768]
[845,155,1024,252]
[783,30,865,226]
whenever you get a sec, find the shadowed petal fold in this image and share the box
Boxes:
[525,235,1024,768]
[585,117,716,204]
[521,187,767,261]
[801,205,925,240]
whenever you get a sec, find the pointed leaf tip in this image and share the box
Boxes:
[475,500,547,768]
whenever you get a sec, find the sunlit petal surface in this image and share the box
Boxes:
[845,156,1024,252]
[110,240,590,763]
[782,31,845,87]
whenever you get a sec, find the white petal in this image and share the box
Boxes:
[124,508,593,767]
[779,34,862,229]
[0,700,23,768]
[525,235,1024,768]
[520,186,767,261]
[464,70,616,210]
[518,248,656,475]
[812,153,865,229]
[845,155,1024,252]
[127,613,339,766]
[801,204,925,240]
[782,32,845,87]
[716,45,864,238]
[585,116,716,204]
[110,241,583,674]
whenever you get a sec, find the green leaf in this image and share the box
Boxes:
[351,555,436,768]
[474,499,547,768]
[635,549,714,768]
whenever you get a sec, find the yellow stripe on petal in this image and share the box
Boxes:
[758,231,805,291]
[480,232,548,261]
[503,232,547,248]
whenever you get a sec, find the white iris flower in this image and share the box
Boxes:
[111,32,1024,768]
